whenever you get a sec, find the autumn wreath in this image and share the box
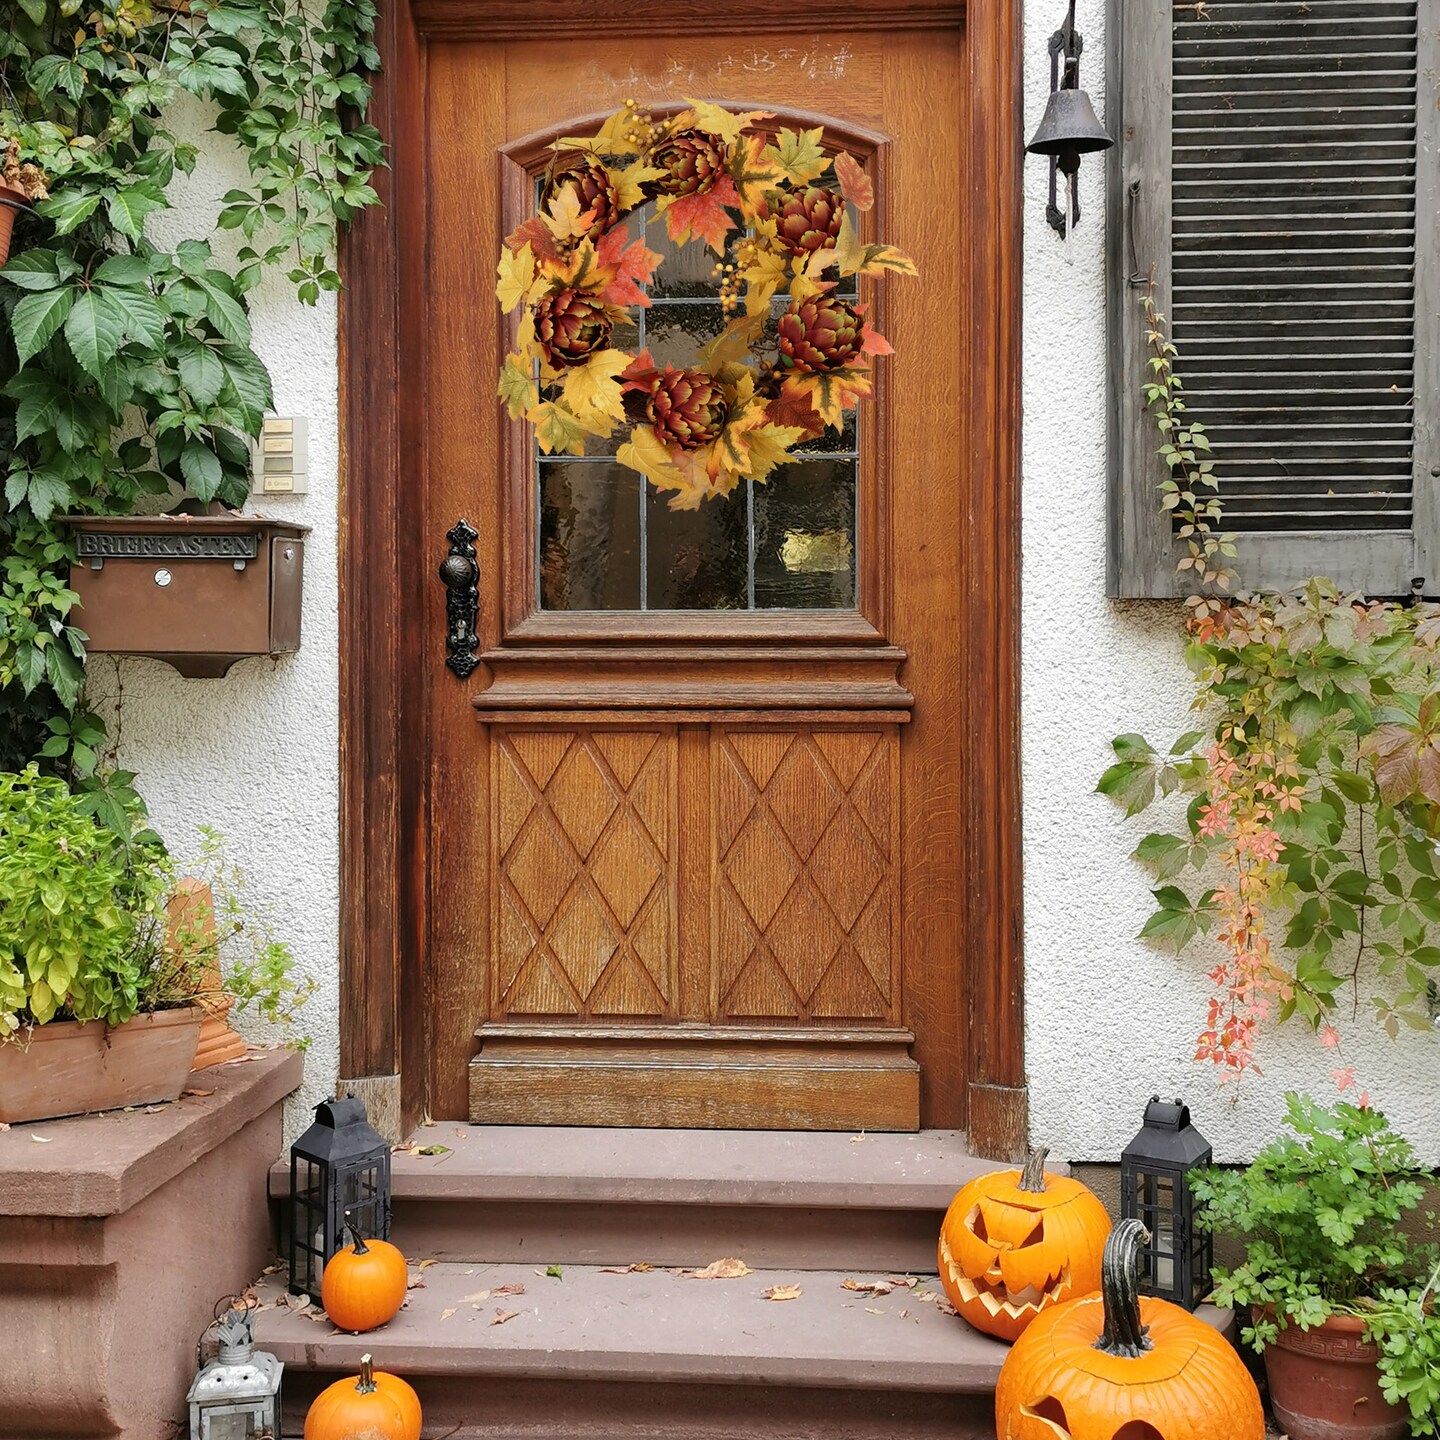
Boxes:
[495,98,916,511]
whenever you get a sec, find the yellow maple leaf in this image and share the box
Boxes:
[696,313,765,375]
[547,238,604,292]
[561,348,631,427]
[616,424,687,491]
[554,107,643,157]
[680,99,773,147]
[612,160,664,213]
[498,355,537,419]
[496,242,536,314]
[528,400,591,456]
[733,422,807,482]
[729,133,785,221]
[740,246,789,316]
[767,127,828,186]
[544,185,598,241]
[832,210,918,279]
[783,370,872,430]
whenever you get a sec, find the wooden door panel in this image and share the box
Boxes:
[492,728,678,1020]
[713,727,898,1025]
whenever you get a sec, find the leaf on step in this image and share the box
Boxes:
[762,1284,802,1302]
[842,1279,892,1295]
[545,1265,564,1279]
[864,1306,885,1315]
[439,1307,457,1321]
[30,1133,52,1143]
[464,1282,525,1303]
[887,1276,920,1288]
[599,1262,655,1274]
[416,1144,450,1156]
[418,1258,439,1270]
[682,1257,751,1280]
[182,1088,215,1098]
[492,1309,521,1325]
[392,1140,419,1155]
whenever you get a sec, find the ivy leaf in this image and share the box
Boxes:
[64,290,126,380]
[14,642,47,695]
[199,278,252,346]
[12,286,77,365]
[214,345,273,427]
[92,254,152,288]
[35,189,103,237]
[177,341,227,407]
[1,249,73,291]
[180,440,224,501]
[22,471,74,525]
[105,286,169,351]
[45,645,84,713]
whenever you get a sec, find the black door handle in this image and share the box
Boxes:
[439,519,479,679]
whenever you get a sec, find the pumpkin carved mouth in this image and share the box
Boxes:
[941,1226,1073,1323]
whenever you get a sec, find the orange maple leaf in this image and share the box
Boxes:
[504,216,561,265]
[663,174,740,253]
[832,152,875,212]
[767,376,826,437]
[597,226,662,308]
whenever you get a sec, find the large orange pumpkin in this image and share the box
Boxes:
[304,1353,419,1440]
[996,1218,1264,1440]
[938,1146,1111,1342]
[321,1223,409,1333]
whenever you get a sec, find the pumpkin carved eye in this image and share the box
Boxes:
[1017,1215,1045,1248]
[1020,1396,1072,1437]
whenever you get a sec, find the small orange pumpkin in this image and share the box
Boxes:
[304,1353,418,1440]
[938,1146,1111,1342]
[321,1221,409,1333]
[996,1218,1264,1440]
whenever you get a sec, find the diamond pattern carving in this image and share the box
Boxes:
[493,729,676,1018]
[713,729,899,1023]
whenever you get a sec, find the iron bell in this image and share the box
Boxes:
[1026,81,1114,175]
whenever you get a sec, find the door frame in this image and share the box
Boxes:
[336,0,1027,1157]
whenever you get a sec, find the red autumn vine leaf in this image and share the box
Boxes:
[860,325,892,357]
[597,226,662,308]
[664,173,741,252]
[832,151,874,212]
[766,377,825,435]
[505,215,561,264]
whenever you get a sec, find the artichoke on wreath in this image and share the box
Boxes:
[541,158,620,233]
[534,287,613,368]
[646,367,730,449]
[772,185,845,255]
[777,295,864,373]
[652,128,729,197]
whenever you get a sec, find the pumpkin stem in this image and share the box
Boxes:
[1017,1145,1050,1194]
[343,1212,371,1256]
[356,1353,377,1394]
[1093,1219,1154,1359]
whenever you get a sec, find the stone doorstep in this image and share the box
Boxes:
[254,1261,1238,1434]
[268,1125,1032,1209]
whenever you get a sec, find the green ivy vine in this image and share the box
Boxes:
[0,0,381,818]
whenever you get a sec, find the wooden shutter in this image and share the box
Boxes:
[1107,0,1440,598]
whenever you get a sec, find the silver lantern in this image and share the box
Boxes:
[187,1307,283,1440]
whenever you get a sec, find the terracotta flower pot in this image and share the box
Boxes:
[0,1007,204,1125]
[1265,1312,1408,1440]
[0,180,27,266]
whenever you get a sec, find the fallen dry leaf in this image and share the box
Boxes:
[683,1258,751,1280]
[864,1306,885,1315]
[0,1122,9,1132]
[492,1309,520,1325]
[406,1278,426,1291]
[417,1258,438,1270]
[842,1279,892,1295]
[30,1134,52,1144]
[464,1282,525,1303]
[415,1144,450,1156]
[849,1132,867,1143]
[182,1088,215,1098]
[392,1141,419,1155]
[599,1262,655,1274]
[887,1276,920,1288]
[763,1284,802,1301]
[439,1307,457,1321]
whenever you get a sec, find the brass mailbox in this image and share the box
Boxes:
[63,514,309,678]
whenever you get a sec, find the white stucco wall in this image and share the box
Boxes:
[1020,0,1440,1164]
[89,97,341,1130]
[97,23,1439,1161]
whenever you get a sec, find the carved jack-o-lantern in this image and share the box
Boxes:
[938,1147,1111,1342]
[995,1219,1263,1440]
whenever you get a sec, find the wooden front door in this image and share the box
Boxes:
[339,1,1025,1148]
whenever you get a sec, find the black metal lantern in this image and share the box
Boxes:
[287,1096,391,1303]
[1120,1095,1213,1311]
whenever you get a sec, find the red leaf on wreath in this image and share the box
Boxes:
[832,152,874,212]
[860,325,893,357]
[621,348,660,392]
[598,227,662,309]
[505,216,562,265]
[665,173,741,253]
[766,377,826,436]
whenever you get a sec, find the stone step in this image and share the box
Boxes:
[253,1259,1005,1440]
[270,1126,1006,1272]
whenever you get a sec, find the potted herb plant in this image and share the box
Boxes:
[0,766,308,1124]
[1192,1093,1439,1440]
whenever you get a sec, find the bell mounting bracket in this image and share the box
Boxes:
[1044,1,1085,236]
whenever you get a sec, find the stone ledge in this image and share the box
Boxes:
[0,1045,302,1216]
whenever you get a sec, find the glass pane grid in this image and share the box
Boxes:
[532,191,861,613]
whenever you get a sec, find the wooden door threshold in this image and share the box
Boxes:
[468,1025,920,1131]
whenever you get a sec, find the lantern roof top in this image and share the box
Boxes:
[1121,1095,1212,1168]
[291,1095,388,1163]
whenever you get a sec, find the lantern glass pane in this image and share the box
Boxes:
[201,1413,253,1440]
